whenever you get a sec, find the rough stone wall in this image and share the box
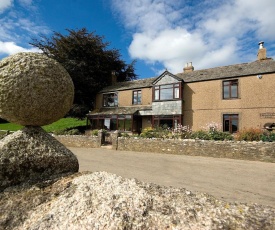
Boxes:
[54,135,275,162]
[55,135,100,148]
[117,138,275,163]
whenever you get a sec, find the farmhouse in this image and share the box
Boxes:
[87,42,275,133]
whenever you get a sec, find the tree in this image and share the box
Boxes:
[30,28,137,118]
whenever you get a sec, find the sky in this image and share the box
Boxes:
[1,0,275,79]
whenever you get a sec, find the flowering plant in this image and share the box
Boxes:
[203,122,222,132]
[172,124,192,139]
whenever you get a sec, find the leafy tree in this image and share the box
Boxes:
[30,28,137,118]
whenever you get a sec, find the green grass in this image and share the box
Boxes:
[0,118,86,132]
[0,123,23,131]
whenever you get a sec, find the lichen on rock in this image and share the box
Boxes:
[0,52,78,190]
[1,172,274,230]
[0,52,74,126]
[0,126,79,191]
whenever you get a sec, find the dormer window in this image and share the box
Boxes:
[103,92,118,107]
[153,83,180,101]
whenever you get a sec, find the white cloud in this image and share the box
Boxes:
[0,41,40,56]
[0,0,13,13]
[112,0,183,34]
[112,0,275,74]
[0,0,49,57]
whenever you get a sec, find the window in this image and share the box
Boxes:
[103,93,118,107]
[89,115,132,131]
[153,115,181,129]
[153,83,180,101]
[223,80,238,99]
[223,114,238,133]
[132,90,142,105]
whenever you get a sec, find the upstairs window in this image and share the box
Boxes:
[103,93,118,107]
[223,80,238,99]
[132,90,142,105]
[154,83,180,101]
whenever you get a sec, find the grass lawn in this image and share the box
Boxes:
[0,118,87,132]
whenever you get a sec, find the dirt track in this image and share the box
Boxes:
[69,147,275,208]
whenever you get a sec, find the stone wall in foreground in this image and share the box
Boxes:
[54,135,275,163]
[117,138,275,163]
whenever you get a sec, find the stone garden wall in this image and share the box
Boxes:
[117,138,275,162]
[54,134,275,163]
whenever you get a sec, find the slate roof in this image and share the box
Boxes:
[99,77,157,93]
[176,59,275,82]
[99,58,275,92]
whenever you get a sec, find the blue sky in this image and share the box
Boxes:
[1,0,275,79]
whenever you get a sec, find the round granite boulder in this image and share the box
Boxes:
[0,126,79,191]
[0,52,74,126]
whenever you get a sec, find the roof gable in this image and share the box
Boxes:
[153,70,182,85]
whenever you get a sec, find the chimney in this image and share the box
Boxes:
[183,62,194,73]
[111,70,117,85]
[257,41,267,60]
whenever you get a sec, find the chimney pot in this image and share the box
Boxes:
[257,41,267,60]
[258,41,264,49]
[183,62,194,72]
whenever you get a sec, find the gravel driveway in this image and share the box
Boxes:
[69,147,275,208]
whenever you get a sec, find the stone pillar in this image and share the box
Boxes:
[112,130,121,150]
[98,129,105,147]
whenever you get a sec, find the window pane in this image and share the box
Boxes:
[160,88,173,100]
[154,89,159,100]
[110,119,117,130]
[231,85,238,98]
[159,119,173,128]
[125,119,132,131]
[223,86,229,98]
[137,92,141,104]
[174,88,179,98]
[133,90,142,104]
[232,119,238,132]
[104,118,111,129]
[118,119,124,130]
[224,120,229,132]
[103,93,118,107]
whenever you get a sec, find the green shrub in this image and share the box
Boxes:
[53,128,81,135]
[91,129,99,136]
[139,127,169,138]
[140,128,155,138]
[209,131,233,141]
[66,129,81,135]
[121,132,130,138]
[260,131,275,142]
[234,128,263,141]
[190,130,211,140]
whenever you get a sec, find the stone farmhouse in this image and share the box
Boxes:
[87,42,275,133]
